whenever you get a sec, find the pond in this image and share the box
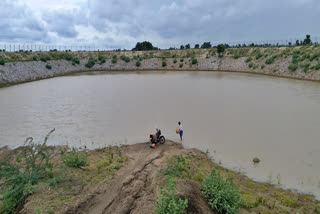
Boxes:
[1,71,320,198]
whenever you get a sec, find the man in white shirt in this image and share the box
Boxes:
[178,121,183,141]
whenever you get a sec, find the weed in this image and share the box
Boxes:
[288,63,298,72]
[135,60,141,67]
[120,55,130,63]
[201,170,241,214]
[61,148,88,168]
[265,55,277,64]
[85,58,96,68]
[191,58,198,65]
[245,57,252,63]
[45,64,52,69]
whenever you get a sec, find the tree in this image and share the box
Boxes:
[303,34,312,45]
[132,41,158,51]
[296,40,300,46]
[180,45,185,50]
[201,42,212,49]
[185,44,190,49]
[194,44,200,49]
[217,44,226,57]
[288,42,292,46]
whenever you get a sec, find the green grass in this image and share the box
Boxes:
[61,148,88,168]
[288,63,298,72]
[265,55,277,64]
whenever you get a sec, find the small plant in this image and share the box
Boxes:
[61,148,88,168]
[217,44,225,57]
[111,55,117,64]
[248,62,254,68]
[201,170,241,214]
[40,55,51,62]
[288,63,298,72]
[191,58,198,65]
[85,58,96,68]
[32,56,39,61]
[255,53,263,60]
[245,57,252,63]
[155,177,188,214]
[265,55,277,64]
[173,59,177,64]
[162,60,167,67]
[45,64,52,69]
[72,58,80,65]
[179,63,183,68]
[180,59,184,62]
[120,55,130,63]
[0,58,5,65]
[313,63,320,70]
[136,60,141,67]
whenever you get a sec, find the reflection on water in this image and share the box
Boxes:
[1,71,320,198]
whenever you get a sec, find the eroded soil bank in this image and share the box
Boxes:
[1,141,319,214]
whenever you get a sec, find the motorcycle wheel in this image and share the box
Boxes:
[159,136,165,144]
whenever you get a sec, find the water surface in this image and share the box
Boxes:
[1,71,320,198]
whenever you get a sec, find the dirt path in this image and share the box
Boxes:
[66,141,184,214]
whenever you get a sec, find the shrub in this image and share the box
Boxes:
[45,64,52,69]
[233,54,241,59]
[0,58,5,65]
[64,54,73,61]
[309,52,320,61]
[162,61,167,67]
[85,58,96,68]
[161,155,191,178]
[173,59,177,64]
[32,56,39,61]
[255,53,263,60]
[201,170,241,214]
[155,177,188,214]
[0,130,55,214]
[111,57,117,64]
[180,59,184,62]
[191,58,198,65]
[136,60,141,67]
[179,63,183,68]
[217,44,225,57]
[292,55,299,64]
[248,62,254,68]
[40,55,51,62]
[313,63,320,70]
[265,55,277,64]
[72,58,80,65]
[61,148,88,168]
[120,55,130,63]
[245,57,252,63]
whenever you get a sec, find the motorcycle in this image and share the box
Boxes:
[149,129,165,144]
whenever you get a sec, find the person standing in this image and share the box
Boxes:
[178,121,183,141]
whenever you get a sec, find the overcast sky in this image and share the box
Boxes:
[0,0,320,49]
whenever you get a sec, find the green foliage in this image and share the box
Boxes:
[64,53,73,61]
[72,58,80,65]
[248,62,254,68]
[255,53,263,60]
[61,148,88,168]
[98,55,106,64]
[0,129,55,214]
[309,52,320,61]
[39,55,51,62]
[111,55,118,64]
[135,60,141,67]
[201,42,212,49]
[191,58,198,65]
[265,55,277,64]
[132,41,158,51]
[288,63,298,71]
[155,177,188,214]
[161,156,191,178]
[45,64,52,69]
[162,60,167,67]
[173,59,177,64]
[201,170,241,214]
[46,176,65,188]
[245,57,252,63]
[0,58,6,65]
[194,44,200,49]
[179,63,183,68]
[120,55,130,63]
[313,63,320,70]
[303,34,312,45]
[85,58,96,68]
[217,44,225,57]
[32,56,39,61]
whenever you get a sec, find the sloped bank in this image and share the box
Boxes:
[1,55,320,87]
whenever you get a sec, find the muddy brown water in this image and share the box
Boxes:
[1,71,320,199]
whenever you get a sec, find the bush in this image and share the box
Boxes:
[120,55,130,63]
[265,55,277,64]
[61,148,88,168]
[245,57,252,63]
[201,170,241,214]
[162,61,167,67]
[45,64,52,69]
[180,59,184,62]
[64,54,73,61]
[217,44,225,57]
[179,63,183,68]
[309,52,320,61]
[40,55,51,62]
[0,130,55,214]
[136,60,141,67]
[32,56,39,61]
[255,53,263,60]
[155,177,188,214]
[0,58,5,65]
[191,58,198,65]
[111,57,117,64]
[173,59,177,64]
[72,58,80,65]
[85,58,96,68]
[313,63,320,70]
[248,62,254,68]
